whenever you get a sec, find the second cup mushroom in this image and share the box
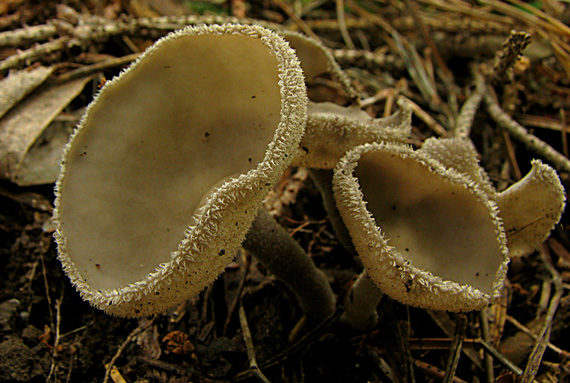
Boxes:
[332,137,564,328]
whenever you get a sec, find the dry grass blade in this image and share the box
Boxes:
[347,1,442,109]
[506,314,570,359]
[403,0,452,81]
[336,0,355,49]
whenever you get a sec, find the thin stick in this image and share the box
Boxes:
[505,315,570,358]
[407,98,449,136]
[102,318,155,383]
[251,308,343,374]
[238,305,272,383]
[521,247,564,383]
[479,309,496,383]
[442,314,467,383]
[0,37,70,73]
[478,339,523,375]
[560,109,569,158]
[481,75,570,173]
[46,294,64,382]
[223,252,252,336]
[502,130,522,180]
[54,53,140,83]
[414,359,469,383]
[40,254,54,323]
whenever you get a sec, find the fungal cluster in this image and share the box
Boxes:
[53,24,565,328]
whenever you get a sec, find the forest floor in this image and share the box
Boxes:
[1,0,570,382]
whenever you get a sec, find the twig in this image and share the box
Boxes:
[505,315,570,359]
[414,359,469,383]
[481,74,570,173]
[478,339,524,376]
[234,307,344,381]
[103,318,156,383]
[0,22,59,47]
[406,97,449,136]
[479,309,496,383]
[561,109,569,159]
[47,294,64,382]
[223,252,252,336]
[332,48,403,72]
[502,130,522,180]
[238,304,272,383]
[521,246,565,383]
[53,53,140,83]
[443,314,467,383]
[0,37,70,73]
[39,254,54,323]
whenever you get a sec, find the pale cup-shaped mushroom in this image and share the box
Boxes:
[333,142,511,312]
[54,24,309,317]
[334,137,565,328]
[293,99,412,169]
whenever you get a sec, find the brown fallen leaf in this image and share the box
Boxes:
[0,65,54,119]
[0,75,91,185]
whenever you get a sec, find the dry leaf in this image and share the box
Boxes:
[0,76,91,185]
[0,66,55,119]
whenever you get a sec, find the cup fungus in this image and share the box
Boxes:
[293,99,412,169]
[53,24,311,317]
[333,137,565,322]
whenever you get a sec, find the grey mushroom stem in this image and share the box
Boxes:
[342,271,383,331]
[309,169,355,255]
[310,168,382,330]
[242,207,336,324]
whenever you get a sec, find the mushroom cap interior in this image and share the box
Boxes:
[355,149,503,294]
[54,24,307,317]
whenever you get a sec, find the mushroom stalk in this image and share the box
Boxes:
[242,207,335,324]
[310,170,382,331]
[309,168,355,255]
[341,271,383,331]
